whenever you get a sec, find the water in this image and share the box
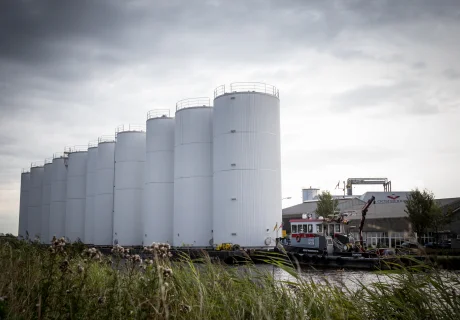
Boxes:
[253,265,460,292]
[255,265,392,291]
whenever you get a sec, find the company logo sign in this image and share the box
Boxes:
[374,194,406,204]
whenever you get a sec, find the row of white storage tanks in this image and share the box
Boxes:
[18,83,282,248]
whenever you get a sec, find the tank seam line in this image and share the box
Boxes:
[213,169,278,173]
[174,176,212,179]
[146,150,174,153]
[144,182,174,185]
[174,142,212,147]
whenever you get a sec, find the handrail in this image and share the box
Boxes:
[147,109,170,120]
[98,135,116,143]
[53,152,67,159]
[214,85,225,98]
[31,161,44,168]
[176,97,211,112]
[214,82,279,98]
[88,140,98,148]
[44,158,53,164]
[115,124,146,134]
[64,145,88,153]
[22,168,30,173]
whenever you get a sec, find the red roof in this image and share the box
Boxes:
[289,219,324,223]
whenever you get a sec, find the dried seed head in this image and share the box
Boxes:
[179,304,191,313]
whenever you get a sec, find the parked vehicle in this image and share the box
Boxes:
[439,240,451,249]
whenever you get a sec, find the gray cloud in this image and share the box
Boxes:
[444,68,460,80]
[1,0,460,233]
[330,82,440,115]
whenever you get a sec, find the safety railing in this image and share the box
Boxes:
[88,140,98,148]
[44,158,53,165]
[53,152,66,159]
[64,145,88,153]
[98,135,116,143]
[214,85,225,98]
[176,97,211,112]
[31,161,44,168]
[214,82,279,98]
[147,109,170,120]
[115,124,146,134]
[22,168,30,173]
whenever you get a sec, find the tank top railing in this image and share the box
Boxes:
[53,152,67,159]
[98,135,116,143]
[214,85,225,98]
[88,141,98,148]
[176,97,211,112]
[214,82,279,98]
[115,124,146,134]
[44,158,53,165]
[31,161,44,168]
[147,109,170,120]
[22,168,30,173]
[64,145,88,154]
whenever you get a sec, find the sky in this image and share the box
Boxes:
[1,0,459,234]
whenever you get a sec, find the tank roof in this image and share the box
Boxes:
[115,124,146,134]
[98,135,116,143]
[214,82,279,99]
[175,97,211,112]
[31,161,44,168]
[147,109,171,120]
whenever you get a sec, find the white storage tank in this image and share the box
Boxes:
[94,136,116,246]
[212,83,282,247]
[65,147,88,242]
[18,169,30,239]
[84,142,98,244]
[49,154,68,239]
[28,162,44,241]
[40,159,53,244]
[174,98,213,247]
[113,125,146,246]
[143,110,175,245]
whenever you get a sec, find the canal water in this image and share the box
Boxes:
[251,264,460,292]
[255,265,393,291]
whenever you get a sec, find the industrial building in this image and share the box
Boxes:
[17,82,282,248]
[282,184,460,248]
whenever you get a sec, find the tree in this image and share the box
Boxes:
[430,204,454,243]
[404,188,435,237]
[315,191,339,219]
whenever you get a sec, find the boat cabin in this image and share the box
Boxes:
[289,212,346,240]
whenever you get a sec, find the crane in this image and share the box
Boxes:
[359,195,375,251]
[346,178,391,196]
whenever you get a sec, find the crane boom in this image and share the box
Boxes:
[359,195,375,250]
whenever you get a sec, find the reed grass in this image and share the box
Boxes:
[0,236,459,319]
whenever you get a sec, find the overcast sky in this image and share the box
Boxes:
[1,0,459,234]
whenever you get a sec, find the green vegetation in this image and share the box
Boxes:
[0,237,459,319]
[315,190,339,219]
[405,188,454,240]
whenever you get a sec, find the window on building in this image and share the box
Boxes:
[292,225,297,234]
[367,232,390,248]
[335,224,341,233]
[308,224,313,233]
[420,232,434,245]
[316,224,323,233]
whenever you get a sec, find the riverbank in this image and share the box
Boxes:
[1,237,459,319]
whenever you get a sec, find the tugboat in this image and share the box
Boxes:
[282,196,377,262]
